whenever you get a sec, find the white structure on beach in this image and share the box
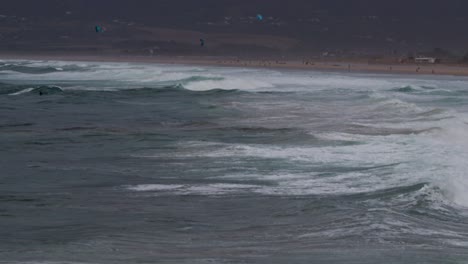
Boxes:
[415,57,438,64]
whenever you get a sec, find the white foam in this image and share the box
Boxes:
[126,183,260,195]
[410,117,468,208]
[127,184,184,192]
[133,132,432,196]
[178,138,418,166]
[8,88,34,95]
[183,183,260,195]
[184,77,274,91]
[3,59,468,96]
[131,113,468,202]
[373,98,423,113]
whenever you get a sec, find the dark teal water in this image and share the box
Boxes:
[1,60,468,263]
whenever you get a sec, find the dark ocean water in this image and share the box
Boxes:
[1,60,468,263]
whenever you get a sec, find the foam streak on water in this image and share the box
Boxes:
[1,60,468,263]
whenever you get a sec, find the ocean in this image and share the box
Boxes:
[1,60,468,263]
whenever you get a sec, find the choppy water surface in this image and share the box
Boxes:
[1,60,468,263]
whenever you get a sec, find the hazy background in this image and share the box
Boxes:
[1,0,468,59]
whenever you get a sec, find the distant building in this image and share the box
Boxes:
[414,57,439,64]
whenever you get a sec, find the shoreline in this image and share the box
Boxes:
[3,53,468,77]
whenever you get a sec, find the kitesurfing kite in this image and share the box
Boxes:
[95,25,105,33]
[256,14,263,21]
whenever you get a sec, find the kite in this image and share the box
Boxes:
[95,25,105,33]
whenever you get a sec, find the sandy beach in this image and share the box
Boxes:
[3,53,468,77]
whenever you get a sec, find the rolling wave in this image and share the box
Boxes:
[2,59,468,262]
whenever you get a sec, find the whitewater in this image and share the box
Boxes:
[1,59,468,263]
